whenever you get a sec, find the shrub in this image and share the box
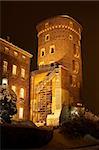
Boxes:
[59,104,99,139]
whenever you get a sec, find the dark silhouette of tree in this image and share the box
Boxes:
[0,85,17,123]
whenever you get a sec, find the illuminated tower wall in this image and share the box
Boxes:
[36,15,82,104]
[30,15,82,126]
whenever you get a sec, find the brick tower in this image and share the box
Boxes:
[30,15,82,126]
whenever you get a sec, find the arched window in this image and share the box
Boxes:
[45,34,50,42]
[19,107,24,119]
[50,45,55,54]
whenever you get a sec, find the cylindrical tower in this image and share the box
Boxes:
[36,15,82,104]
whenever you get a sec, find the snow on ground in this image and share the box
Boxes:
[40,129,99,150]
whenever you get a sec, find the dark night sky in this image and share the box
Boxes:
[1,1,99,115]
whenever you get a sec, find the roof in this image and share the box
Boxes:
[0,38,33,58]
[36,14,82,31]
[59,15,82,30]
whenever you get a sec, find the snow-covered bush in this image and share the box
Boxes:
[0,85,17,123]
[59,103,99,139]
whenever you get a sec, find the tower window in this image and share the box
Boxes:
[41,48,45,57]
[20,88,24,99]
[21,68,25,78]
[45,34,50,42]
[69,35,73,40]
[50,45,55,54]
[12,65,17,75]
[45,22,49,28]
[3,61,8,72]
[42,51,45,56]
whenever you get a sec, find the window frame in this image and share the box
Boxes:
[21,68,25,78]
[50,45,55,54]
[12,64,17,75]
[45,34,50,42]
[20,88,25,99]
[69,34,73,40]
[40,48,45,57]
[19,107,24,119]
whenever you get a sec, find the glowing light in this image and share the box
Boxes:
[12,65,17,75]
[20,88,24,99]
[21,68,25,78]
[2,78,8,85]
[19,107,24,119]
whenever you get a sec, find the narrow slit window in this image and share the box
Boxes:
[45,34,50,42]
[41,48,45,57]
[19,107,24,119]
[50,45,55,54]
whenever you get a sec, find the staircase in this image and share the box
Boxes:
[35,68,59,94]
[35,67,59,123]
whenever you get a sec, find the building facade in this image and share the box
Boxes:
[0,38,32,120]
[30,15,82,126]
